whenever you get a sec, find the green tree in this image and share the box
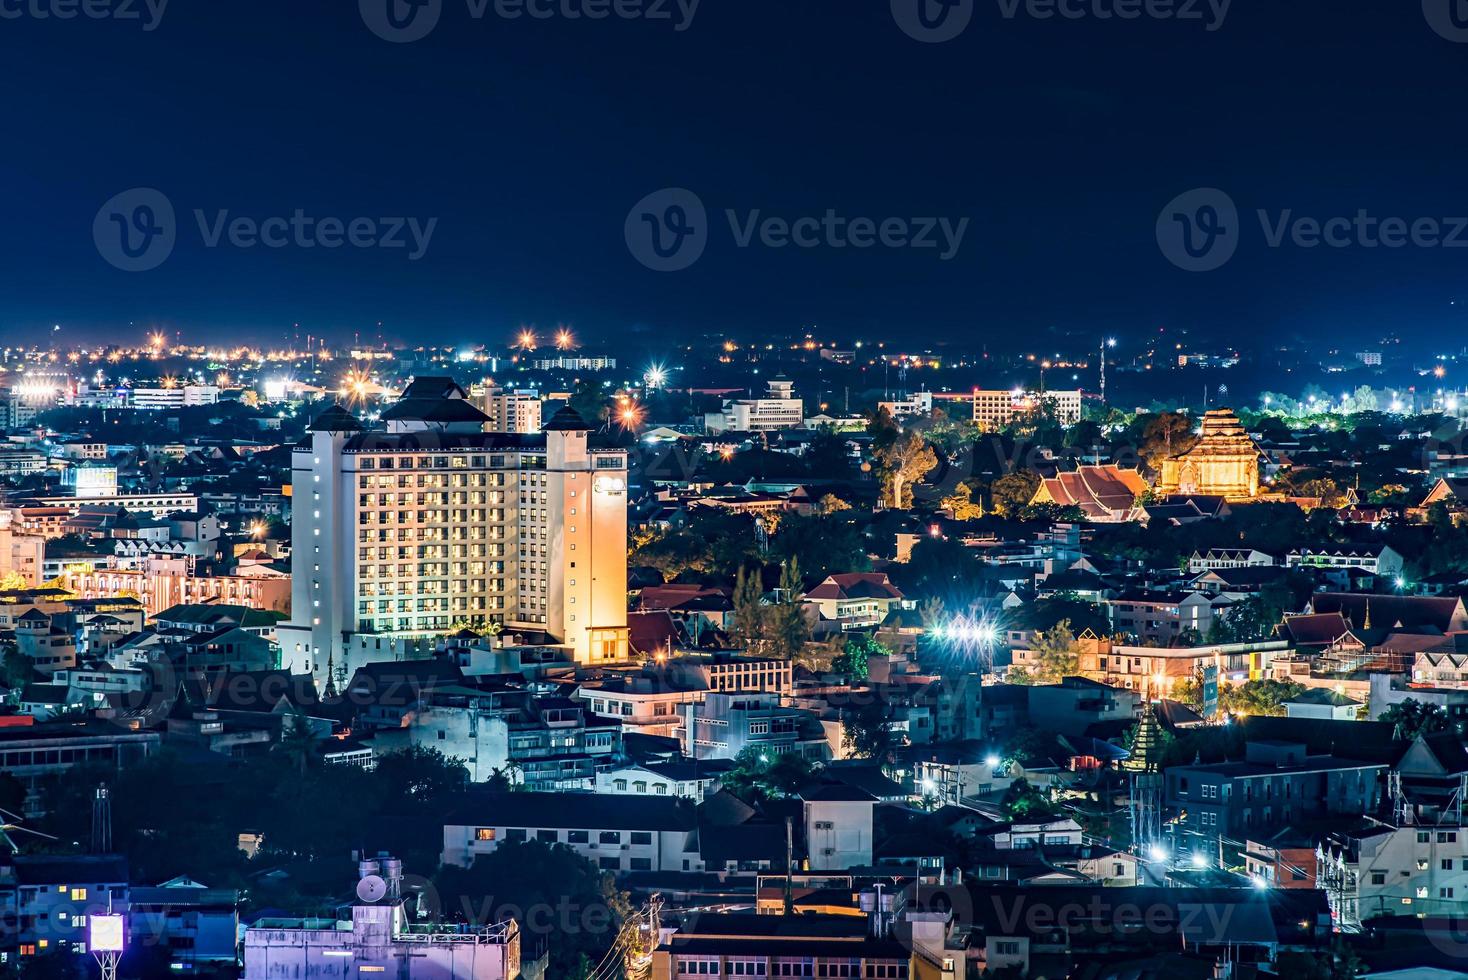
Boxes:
[841,695,896,760]
[731,566,767,650]
[814,493,852,515]
[1220,679,1305,717]
[767,559,810,660]
[1139,411,1197,470]
[940,481,984,520]
[567,378,610,423]
[1380,698,1451,740]
[0,643,33,690]
[433,840,629,978]
[833,633,886,681]
[720,746,818,802]
[990,469,1041,517]
[1011,620,1080,684]
[1002,780,1060,822]
[875,430,938,509]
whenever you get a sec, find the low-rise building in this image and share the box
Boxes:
[0,854,129,959]
[1166,740,1385,845]
[243,855,523,979]
[128,875,240,971]
[802,573,906,631]
[681,692,829,762]
[442,792,701,874]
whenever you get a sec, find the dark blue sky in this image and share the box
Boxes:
[3,0,1467,351]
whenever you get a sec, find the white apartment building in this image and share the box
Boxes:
[1318,734,1468,930]
[972,388,1082,429]
[1186,548,1277,574]
[877,391,933,419]
[1415,652,1468,688]
[1285,544,1405,578]
[706,378,803,433]
[279,378,629,690]
[476,387,542,434]
[132,385,220,409]
[441,793,701,874]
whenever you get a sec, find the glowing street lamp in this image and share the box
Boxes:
[555,328,575,350]
[517,330,538,352]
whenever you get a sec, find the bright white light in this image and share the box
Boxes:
[1396,576,1407,590]
[89,914,125,953]
[984,755,1000,769]
[1252,876,1269,890]
[644,364,668,389]
[920,778,936,794]
[1190,853,1207,869]
[1106,338,1117,348]
[1148,845,1169,864]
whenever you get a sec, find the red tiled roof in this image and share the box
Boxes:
[804,573,904,601]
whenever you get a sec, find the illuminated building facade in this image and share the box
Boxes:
[279,379,629,689]
[971,388,1082,430]
[1157,409,1261,500]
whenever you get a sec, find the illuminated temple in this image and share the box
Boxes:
[1157,408,1261,500]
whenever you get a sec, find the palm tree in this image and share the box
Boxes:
[276,706,321,776]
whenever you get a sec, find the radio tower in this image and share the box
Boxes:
[92,784,112,854]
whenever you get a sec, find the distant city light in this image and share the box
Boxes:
[644,364,667,389]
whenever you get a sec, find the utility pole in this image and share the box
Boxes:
[783,816,794,914]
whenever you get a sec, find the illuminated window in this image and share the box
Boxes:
[474,828,495,841]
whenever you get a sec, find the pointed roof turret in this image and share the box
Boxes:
[543,404,594,432]
[307,403,365,433]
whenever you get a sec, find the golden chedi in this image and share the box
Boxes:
[1157,409,1260,500]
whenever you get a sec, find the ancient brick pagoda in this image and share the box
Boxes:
[1158,408,1261,500]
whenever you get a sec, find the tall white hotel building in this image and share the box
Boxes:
[279,378,629,689]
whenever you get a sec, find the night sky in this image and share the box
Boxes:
[3,0,1467,351]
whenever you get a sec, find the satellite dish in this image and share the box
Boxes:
[356,874,387,903]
